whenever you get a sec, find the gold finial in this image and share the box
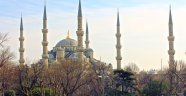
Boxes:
[66,30,70,39]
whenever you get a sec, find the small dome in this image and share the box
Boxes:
[55,38,77,47]
[84,48,93,52]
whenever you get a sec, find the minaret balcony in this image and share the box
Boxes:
[168,50,175,55]
[116,56,122,60]
[85,41,89,44]
[42,29,48,33]
[42,54,49,59]
[116,33,121,37]
[168,36,174,41]
[116,45,121,49]
[42,41,48,46]
[19,48,25,52]
[19,59,25,63]
[19,37,24,41]
[77,47,83,52]
[76,31,84,36]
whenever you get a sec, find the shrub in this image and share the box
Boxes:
[184,90,186,96]
[32,88,54,96]
[4,90,15,96]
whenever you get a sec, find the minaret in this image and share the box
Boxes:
[85,21,89,49]
[168,7,175,70]
[76,0,84,61]
[19,16,25,66]
[116,11,122,70]
[42,4,49,68]
[168,7,177,95]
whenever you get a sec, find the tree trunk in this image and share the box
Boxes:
[2,89,4,96]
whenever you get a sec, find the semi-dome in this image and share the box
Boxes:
[55,31,77,47]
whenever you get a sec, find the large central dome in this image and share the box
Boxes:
[55,32,77,47]
[55,38,77,47]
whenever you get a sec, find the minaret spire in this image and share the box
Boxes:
[168,6,175,68]
[19,16,25,66]
[76,0,84,61]
[116,10,122,70]
[169,6,173,25]
[42,3,49,68]
[117,10,120,26]
[85,20,89,49]
[78,0,82,17]
[20,16,23,31]
[43,4,47,28]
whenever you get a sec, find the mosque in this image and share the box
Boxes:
[18,0,122,69]
[16,0,186,93]
[18,0,180,92]
[48,29,93,64]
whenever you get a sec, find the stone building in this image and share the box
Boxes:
[18,0,120,70]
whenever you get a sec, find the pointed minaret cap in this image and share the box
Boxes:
[86,20,88,36]
[169,5,173,24]
[78,0,82,17]
[117,10,120,26]
[43,4,47,20]
[20,15,23,31]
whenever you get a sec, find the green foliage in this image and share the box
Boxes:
[4,90,15,96]
[142,80,169,96]
[113,69,139,95]
[106,87,136,96]
[32,88,54,96]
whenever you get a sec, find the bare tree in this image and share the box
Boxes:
[0,47,14,68]
[17,64,43,96]
[177,60,186,72]
[0,64,17,96]
[124,63,140,73]
[0,33,15,95]
[0,33,8,48]
[0,33,14,68]
[48,60,95,96]
[89,61,113,96]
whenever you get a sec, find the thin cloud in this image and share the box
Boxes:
[1,0,186,71]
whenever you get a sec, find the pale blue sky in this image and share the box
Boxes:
[0,0,185,18]
[1,0,186,70]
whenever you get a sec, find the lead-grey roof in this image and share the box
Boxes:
[55,38,77,47]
